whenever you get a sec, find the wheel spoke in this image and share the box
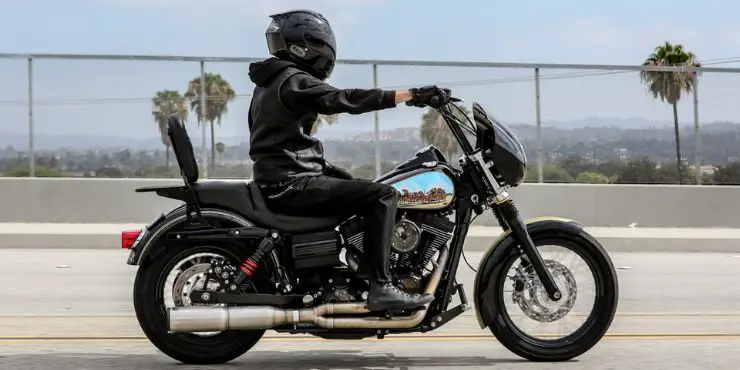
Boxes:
[503,243,598,341]
[164,252,232,337]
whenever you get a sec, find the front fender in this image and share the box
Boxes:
[126,207,256,267]
[472,216,584,328]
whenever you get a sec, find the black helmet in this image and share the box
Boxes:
[265,9,337,80]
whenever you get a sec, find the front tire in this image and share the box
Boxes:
[485,231,619,362]
[133,242,269,365]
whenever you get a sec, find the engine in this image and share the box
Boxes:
[339,211,456,293]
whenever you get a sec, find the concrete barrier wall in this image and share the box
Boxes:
[2,177,740,228]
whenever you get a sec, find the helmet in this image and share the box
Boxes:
[265,9,337,80]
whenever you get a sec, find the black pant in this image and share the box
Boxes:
[260,175,398,285]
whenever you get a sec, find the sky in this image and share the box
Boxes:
[392,171,454,194]
[1,0,740,145]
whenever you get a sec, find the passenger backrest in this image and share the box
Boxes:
[167,114,199,184]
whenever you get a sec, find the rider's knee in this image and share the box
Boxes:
[374,183,398,201]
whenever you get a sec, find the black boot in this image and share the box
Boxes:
[362,190,435,311]
[367,282,434,311]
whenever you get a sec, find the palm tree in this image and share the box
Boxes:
[151,90,189,168]
[185,73,236,174]
[311,114,339,135]
[419,104,470,160]
[216,142,225,164]
[640,42,701,183]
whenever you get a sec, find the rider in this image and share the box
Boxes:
[247,9,448,312]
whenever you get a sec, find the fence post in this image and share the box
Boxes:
[372,63,381,178]
[535,67,543,183]
[693,71,701,185]
[27,57,35,178]
[200,60,208,178]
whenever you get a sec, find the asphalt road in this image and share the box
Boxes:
[1,248,740,369]
[2,338,738,370]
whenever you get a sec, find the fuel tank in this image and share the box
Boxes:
[380,167,456,211]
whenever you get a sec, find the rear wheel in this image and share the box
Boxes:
[486,232,619,362]
[133,220,272,364]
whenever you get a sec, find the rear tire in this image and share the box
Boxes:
[486,232,619,362]
[133,241,270,364]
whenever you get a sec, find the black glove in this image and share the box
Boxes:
[407,85,451,108]
[324,162,353,180]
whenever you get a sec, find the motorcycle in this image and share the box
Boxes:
[121,91,619,365]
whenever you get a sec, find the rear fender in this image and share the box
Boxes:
[126,207,264,267]
[472,216,584,328]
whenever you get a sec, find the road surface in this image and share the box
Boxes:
[1,249,740,369]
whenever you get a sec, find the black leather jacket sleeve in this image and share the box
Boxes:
[280,73,397,116]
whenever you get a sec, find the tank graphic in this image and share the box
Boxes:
[386,169,455,210]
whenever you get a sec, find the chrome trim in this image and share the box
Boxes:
[167,243,450,332]
[469,151,507,201]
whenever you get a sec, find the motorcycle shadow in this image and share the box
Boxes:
[227,350,532,369]
[0,350,577,369]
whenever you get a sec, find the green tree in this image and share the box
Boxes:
[185,73,236,174]
[576,171,609,184]
[151,89,189,168]
[420,104,470,160]
[95,166,125,178]
[639,42,701,183]
[4,165,62,177]
[557,155,594,178]
[311,114,339,135]
[656,162,693,184]
[616,157,661,184]
[709,162,740,185]
[525,164,573,183]
[595,160,627,179]
[216,142,226,164]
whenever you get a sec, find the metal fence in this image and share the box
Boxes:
[3,53,740,184]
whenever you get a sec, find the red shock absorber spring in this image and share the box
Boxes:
[234,230,280,284]
[239,258,259,277]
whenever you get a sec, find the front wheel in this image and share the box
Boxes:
[485,231,619,362]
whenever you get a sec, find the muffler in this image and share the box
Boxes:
[168,245,449,333]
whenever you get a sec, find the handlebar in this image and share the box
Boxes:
[430,95,461,106]
[425,90,462,108]
[405,87,462,108]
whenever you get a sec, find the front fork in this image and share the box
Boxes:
[492,199,562,302]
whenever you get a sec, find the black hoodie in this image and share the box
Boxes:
[247,58,397,185]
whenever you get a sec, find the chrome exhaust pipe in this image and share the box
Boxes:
[168,245,449,333]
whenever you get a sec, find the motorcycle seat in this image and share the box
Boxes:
[193,180,344,234]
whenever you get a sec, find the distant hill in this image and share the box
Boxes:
[528,117,670,130]
[346,127,420,142]
[0,131,244,151]
[2,118,740,151]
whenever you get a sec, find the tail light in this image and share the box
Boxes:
[122,230,143,249]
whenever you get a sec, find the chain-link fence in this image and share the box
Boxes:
[1,53,739,184]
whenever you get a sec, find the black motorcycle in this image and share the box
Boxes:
[121,91,619,365]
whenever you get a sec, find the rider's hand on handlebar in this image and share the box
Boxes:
[406,85,453,108]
